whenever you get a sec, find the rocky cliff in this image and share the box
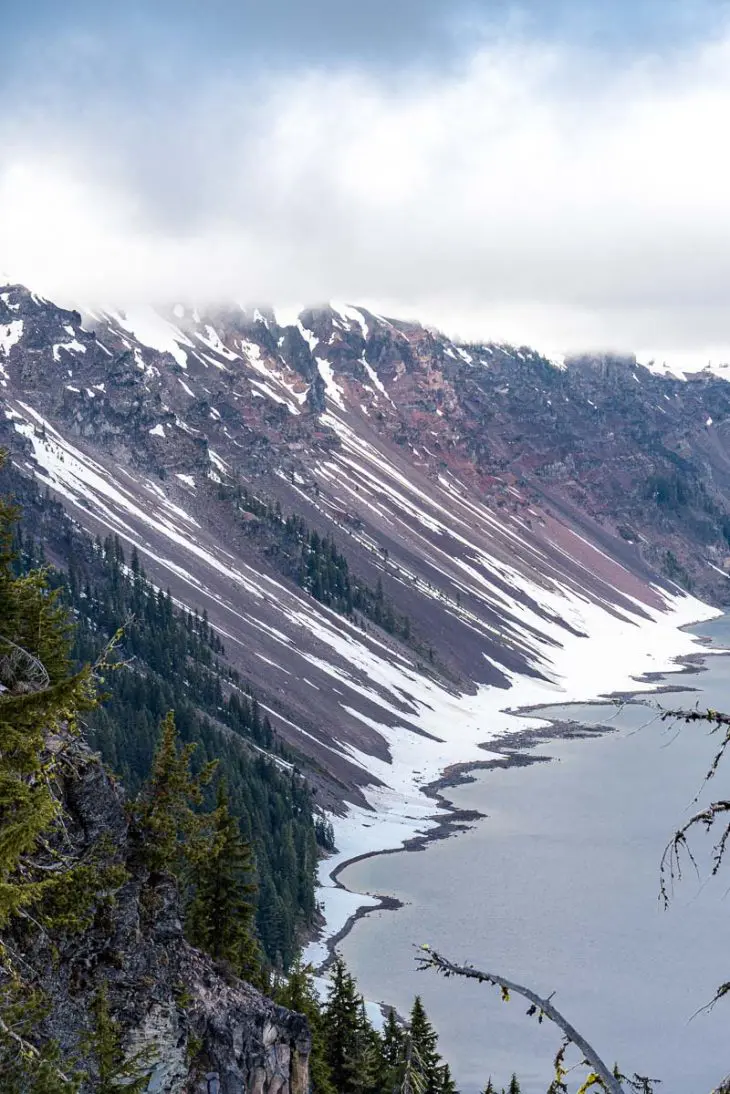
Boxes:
[17,738,310,1094]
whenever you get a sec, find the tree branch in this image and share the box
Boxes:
[415,945,625,1094]
[0,1014,75,1087]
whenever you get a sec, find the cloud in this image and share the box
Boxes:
[3,22,730,361]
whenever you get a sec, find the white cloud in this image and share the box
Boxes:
[3,27,730,362]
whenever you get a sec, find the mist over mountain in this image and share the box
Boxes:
[2,281,728,803]
[4,4,730,1090]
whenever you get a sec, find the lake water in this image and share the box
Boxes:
[337,615,730,1093]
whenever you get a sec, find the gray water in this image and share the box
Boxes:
[338,616,730,1093]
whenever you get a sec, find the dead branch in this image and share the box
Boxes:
[415,945,625,1094]
[658,706,730,788]
[0,635,50,694]
[0,1014,75,1087]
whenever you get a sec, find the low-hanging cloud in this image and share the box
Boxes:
[4,23,730,362]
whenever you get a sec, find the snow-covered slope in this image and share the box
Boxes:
[0,284,725,830]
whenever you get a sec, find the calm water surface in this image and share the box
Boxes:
[338,616,730,1093]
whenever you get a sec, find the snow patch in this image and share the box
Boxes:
[52,338,86,361]
[331,303,370,341]
[360,356,393,405]
[297,320,319,353]
[316,358,346,410]
[196,325,240,362]
[208,449,230,474]
[0,320,23,355]
[108,306,191,369]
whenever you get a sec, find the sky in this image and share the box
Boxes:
[2,0,730,362]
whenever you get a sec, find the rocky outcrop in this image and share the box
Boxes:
[16,742,310,1094]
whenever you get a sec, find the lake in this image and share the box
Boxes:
[336,615,730,1093]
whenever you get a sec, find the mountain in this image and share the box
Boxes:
[1,282,727,824]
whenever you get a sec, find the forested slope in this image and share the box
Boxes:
[0,455,328,967]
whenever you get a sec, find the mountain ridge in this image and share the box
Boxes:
[1,282,727,822]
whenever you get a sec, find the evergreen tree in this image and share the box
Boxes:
[481,1081,495,1094]
[399,1030,426,1094]
[352,998,385,1094]
[275,962,335,1094]
[134,712,215,876]
[382,1006,403,1070]
[506,1076,520,1094]
[87,983,150,1093]
[186,779,262,985]
[439,1063,458,1094]
[10,483,323,969]
[0,458,122,1090]
[409,996,441,1094]
[322,956,362,1094]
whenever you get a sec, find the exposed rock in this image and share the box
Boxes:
[3,280,730,798]
[13,742,310,1094]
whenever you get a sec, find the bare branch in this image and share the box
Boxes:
[0,635,50,694]
[415,945,625,1094]
[658,706,730,790]
[0,1014,75,1087]
[659,798,730,906]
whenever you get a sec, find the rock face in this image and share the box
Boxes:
[3,282,730,797]
[21,742,309,1094]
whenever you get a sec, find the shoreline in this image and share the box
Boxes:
[308,625,726,976]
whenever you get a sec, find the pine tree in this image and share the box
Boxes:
[481,1081,495,1094]
[186,779,262,985]
[87,983,150,1093]
[382,1007,403,1069]
[352,997,385,1094]
[275,961,336,1094]
[439,1063,458,1094]
[322,956,362,1094]
[409,996,441,1094]
[507,1076,520,1094]
[134,711,216,876]
[0,485,98,930]
[0,461,121,1089]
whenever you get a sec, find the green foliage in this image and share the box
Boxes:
[0,469,109,932]
[0,573,96,928]
[275,961,336,1094]
[439,1064,457,1094]
[322,956,365,1094]
[219,481,414,641]
[315,959,469,1094]
[382,1007,402,1075]
[134,711,215,876]
[86,983,151,1093]
[0,959,82,1093]
[407,996,441,1094]
[186,780,262,985]
[35,859,128,935]
[11,517,321,968]
[646,472,690,512]
[0,457,125,1092]
[662,549,692,590]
